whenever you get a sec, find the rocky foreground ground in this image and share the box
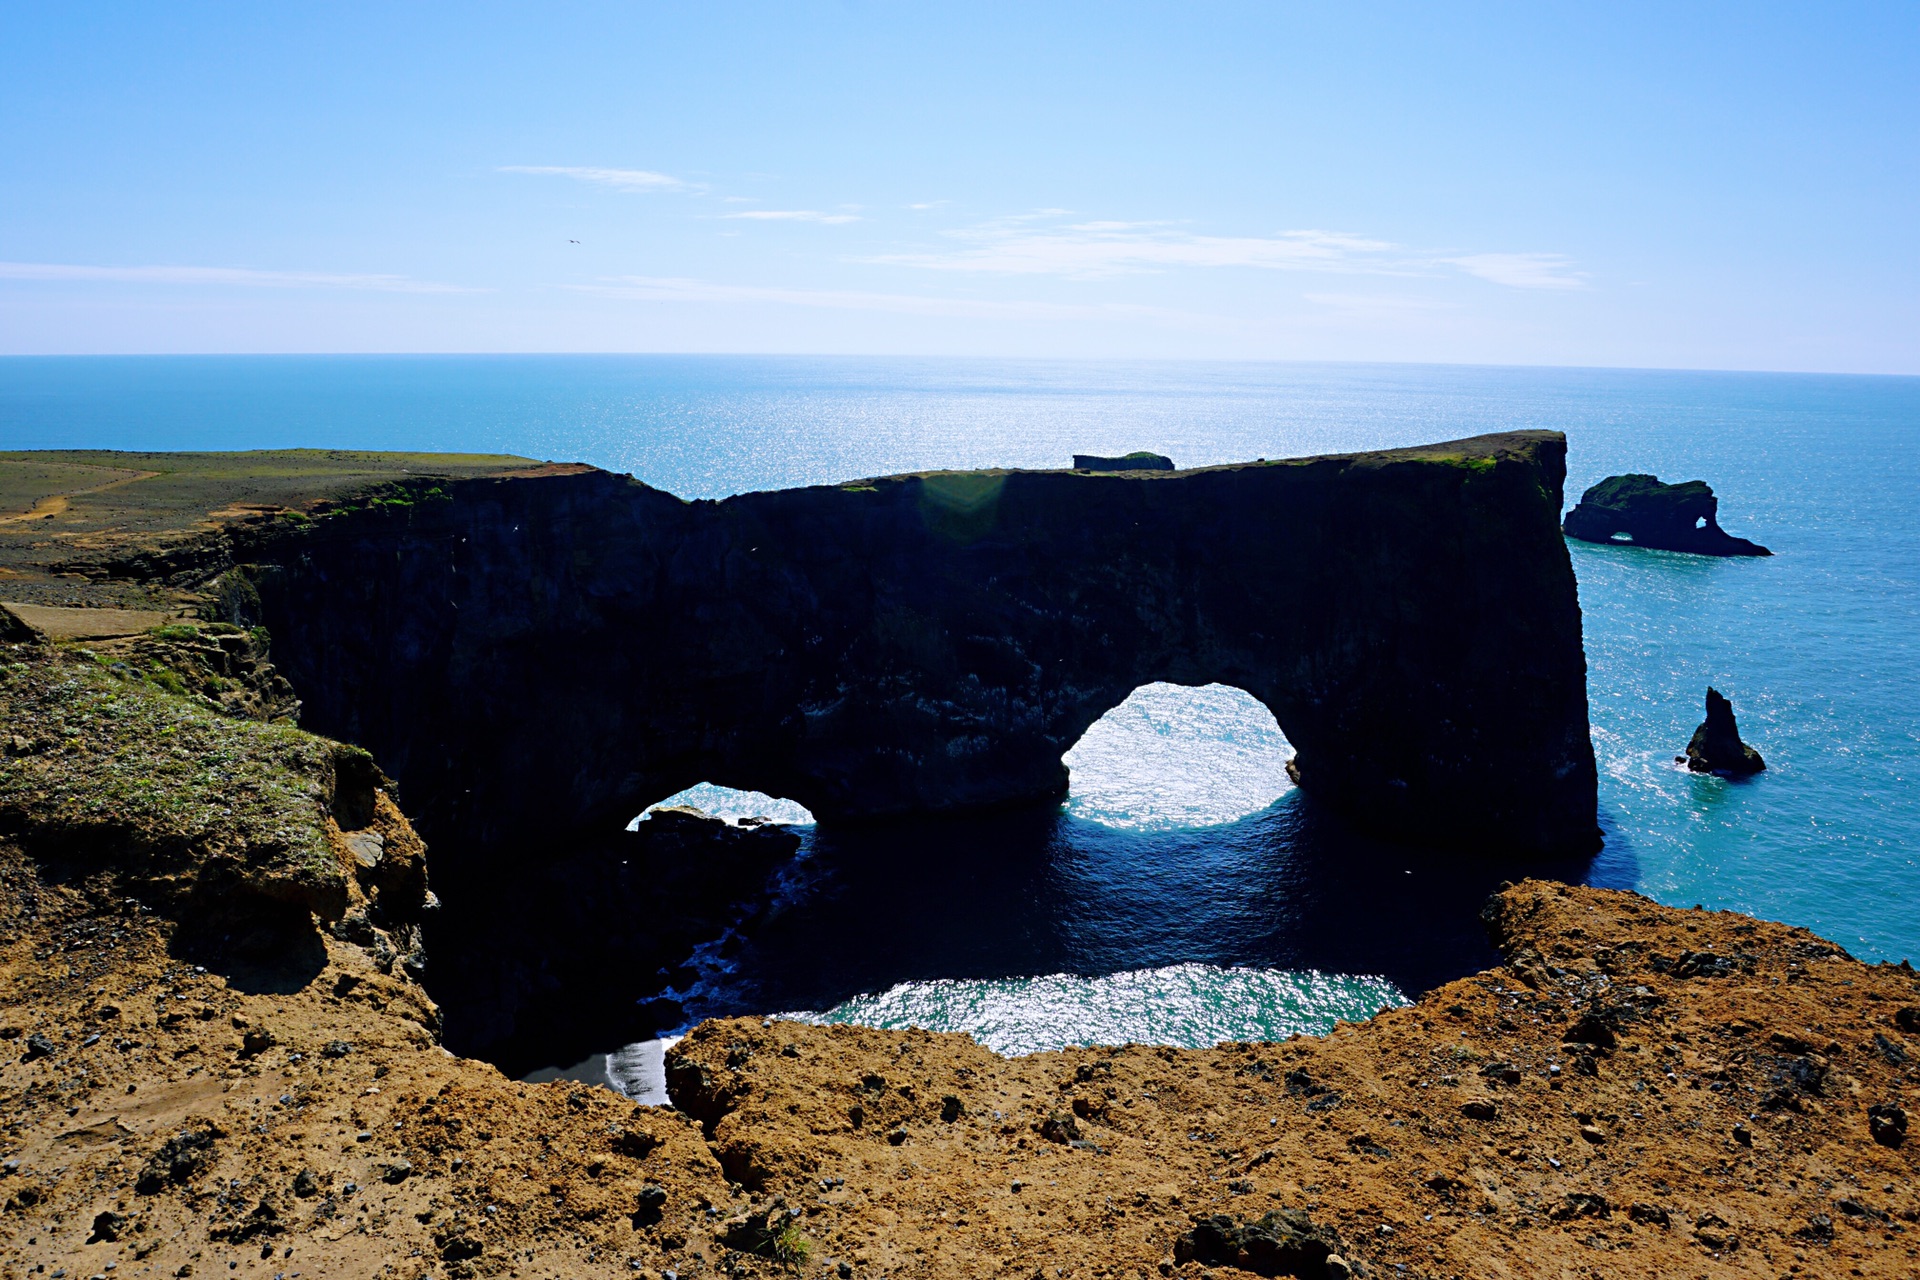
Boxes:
[2,633,1917,1280]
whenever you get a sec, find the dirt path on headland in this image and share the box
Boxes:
[0,467,159,525]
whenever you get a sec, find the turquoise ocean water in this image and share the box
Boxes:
[5,356,1916,1064]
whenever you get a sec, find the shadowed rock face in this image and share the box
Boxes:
[1563,473,1771,556]
[232,431,1597,860]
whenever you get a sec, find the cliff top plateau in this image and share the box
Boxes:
[0,450,550,611]
[1,627,1915,1278]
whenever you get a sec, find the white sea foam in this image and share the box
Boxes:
[784,963,1406,1058]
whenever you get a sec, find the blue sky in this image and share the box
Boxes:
[1,2,1915,369]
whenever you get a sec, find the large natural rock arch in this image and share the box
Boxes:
[239,431,1598,862]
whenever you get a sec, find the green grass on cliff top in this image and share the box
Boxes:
[0,639,348,906]
[0,448,538,540]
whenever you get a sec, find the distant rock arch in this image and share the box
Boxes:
[1563,473,1770,556]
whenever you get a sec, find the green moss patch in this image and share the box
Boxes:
[0,642,351,919]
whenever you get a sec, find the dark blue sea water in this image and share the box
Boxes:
[5,356,1917,1066]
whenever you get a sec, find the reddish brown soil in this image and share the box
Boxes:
[3,868,1916,1280]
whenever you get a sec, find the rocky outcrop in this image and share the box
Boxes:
[4,677,1918,1280]
[1562,473,1771,556]
[1072,451,1174,471]
[658,880,1920,1280]
[224,431,1596,862]
[0,637,430,972]
[1685,687,1766,775]
[428,806,803,1070]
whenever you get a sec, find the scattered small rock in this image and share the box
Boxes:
[135,1123,220,1195]
[1040,1112,1081,1143]
[87,1210,129,1242]
[1554,1193,1610,1220]
[1867,1103,1907,1148]
[1565,1012,1618,1049]
[1797,1212,1834,1241]
[632,1184,667,1228]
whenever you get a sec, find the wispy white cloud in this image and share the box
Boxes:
[0,262,475,293]
[500,165,697,193]
[571,274,1199,323]
[907,201,947,210]
[1446,253,1588,290]
[870,217,1399,279]
[858,210,1589,291]
[722,210,862,224]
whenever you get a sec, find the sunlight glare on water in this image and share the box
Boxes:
[787,964,1405,1057]
[1064,683,1295,830]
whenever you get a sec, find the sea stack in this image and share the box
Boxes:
[1563,473,1770,556]
[1072,451,1175,471]
[1685,687,1766,775]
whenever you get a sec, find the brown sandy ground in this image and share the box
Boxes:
[2,636,1917,1280]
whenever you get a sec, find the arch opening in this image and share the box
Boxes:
[1062,682,1295,830]
[630,782,816,830]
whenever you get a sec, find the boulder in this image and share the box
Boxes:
[1563,474,1770,556]
[1685,688,1766,776]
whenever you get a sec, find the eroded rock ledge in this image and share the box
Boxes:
[0,635,1913,1279]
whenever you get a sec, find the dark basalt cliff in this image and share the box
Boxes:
[217,430,1596,862]
[1563,473,1771,556]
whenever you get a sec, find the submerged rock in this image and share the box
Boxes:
[1072,451,1174,471]
[1563,474,1770,556]
[1685,688,1766,776]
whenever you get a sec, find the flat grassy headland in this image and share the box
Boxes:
[0,449,544,608]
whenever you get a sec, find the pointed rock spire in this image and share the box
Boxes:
[1685,688,1766,775]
